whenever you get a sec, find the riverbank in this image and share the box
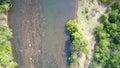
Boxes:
[0,13,7,25]
[0,13,17,68]
[0,0,17,67]
[76,0,108,68]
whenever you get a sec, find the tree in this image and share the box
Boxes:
[108,10,119,23]
[106,52,120,68]
[113,32,120,44]
[100,14,108,23]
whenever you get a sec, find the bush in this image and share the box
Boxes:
[82,48,89,54]
[72,32,89,53]
[98,39,109,47]
[111,2,120,10]
[85,8,89,14]
[105,52,120,68]
[94,53,101,61]
[108,10,119,23]
[101,0,107,3]
[66,20,90,67]
[69,53,78,63]
[113,32,120,44]
[0,3,10,13]
[0,23,17,68]
[0,0,11,13]
[71,32,81,40]
[100,14,108,23]
[89,62,103,68]
[0,24,12,44]
[100,0,115,3]
[91,2,120,68]
[66,20,79,34]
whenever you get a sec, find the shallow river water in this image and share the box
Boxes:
[8,0,75,68]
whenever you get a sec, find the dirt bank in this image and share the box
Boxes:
[0,13,8,25]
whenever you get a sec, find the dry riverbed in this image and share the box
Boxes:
[76,0,108,68]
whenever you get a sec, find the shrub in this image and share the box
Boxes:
[91,2,120,68]
[101,0,107,3]
[0,23,17,68]
[66,20,90,67]
[0,0,11,13]
[69,53,78,63]
[66,20,79,34]
[0,24,12,44]
[82,48,89,55]
[72,32,89,53]
[71,32,81,40]
[98,39,109,47]
[100,0,116,3]
[106,52,120,68]
[108,10,119,23]
[85,8,89,14]
[100,14,108,23]
[89,62,103,68]
[111,2,120,10]
[94,53,101,61]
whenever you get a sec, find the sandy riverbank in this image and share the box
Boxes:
[0,13,8,25]
[76,0,108,68]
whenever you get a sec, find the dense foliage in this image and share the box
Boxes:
[0,24,17,68]
[90,2,120,68]
[66,20,89,67]
[100,0,115,3]
[0,0,12,13]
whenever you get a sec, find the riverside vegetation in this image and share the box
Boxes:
[0,0,17,68]
[90,1,120,68]
[66,20,90,67]
[67,0,120,68]
[0,0,12,13]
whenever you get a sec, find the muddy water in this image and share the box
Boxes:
[8,0,75,68]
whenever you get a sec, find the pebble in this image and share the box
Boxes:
[29,44,32,47]
[29,57,32,60]
[38,50,41,53]
[19,50,23,52]
[43,18,46,20]
[30,65,33,68]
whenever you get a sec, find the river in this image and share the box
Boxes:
[8,0,75,68]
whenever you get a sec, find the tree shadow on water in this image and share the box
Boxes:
[64,25,71,66]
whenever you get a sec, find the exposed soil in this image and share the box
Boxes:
[0,13,8,25]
